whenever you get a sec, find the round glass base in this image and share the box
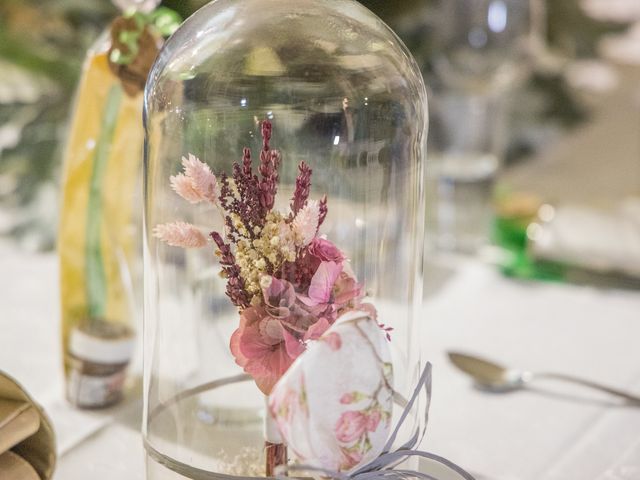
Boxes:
[145,375,268,479]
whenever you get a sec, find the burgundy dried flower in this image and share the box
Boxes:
[217,122,283,242]
[318,195,328,229]
[261,120,272,145]
[290,162,312,216]
[211,231,251,309]
[232,152,262,231]
[258,121,280,215]
[378,323,394,342]
[242,147,253,176]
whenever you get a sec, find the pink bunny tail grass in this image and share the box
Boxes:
[170,173,204,204]
[292,199,320,246]
[173,153,219,204]
[153,222,209,248]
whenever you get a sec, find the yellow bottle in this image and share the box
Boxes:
[58,2,171,408]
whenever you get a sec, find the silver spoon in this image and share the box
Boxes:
[448,351,640,404]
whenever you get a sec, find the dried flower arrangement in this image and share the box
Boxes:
[152,121,476,480]
[154,120,379,394]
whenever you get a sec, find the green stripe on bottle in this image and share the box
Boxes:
[86,85,123,319]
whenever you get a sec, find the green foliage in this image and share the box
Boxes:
[547,1,627,58]
[0,0,116,208]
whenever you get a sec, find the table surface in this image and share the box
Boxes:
[1,238,640,480]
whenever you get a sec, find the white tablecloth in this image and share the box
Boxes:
[1,240,640,479]
[422,256,640,480]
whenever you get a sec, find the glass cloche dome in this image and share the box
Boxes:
[142,0,428,478]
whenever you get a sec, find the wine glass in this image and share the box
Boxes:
[427,0,532,252]
[432,0,532,92]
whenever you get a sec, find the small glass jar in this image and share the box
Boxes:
[66,321,135,409]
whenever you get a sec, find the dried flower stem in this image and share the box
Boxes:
[265,442,287,477]
[290,161,312,216]
[318,194,328,229]
[211,231,250,308]
[258,121,280,217]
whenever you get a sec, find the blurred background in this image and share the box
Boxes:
[1,0,638,254]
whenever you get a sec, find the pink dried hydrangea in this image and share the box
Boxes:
[230,306,293,395]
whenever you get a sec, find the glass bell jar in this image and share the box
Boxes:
[143,0,428,478]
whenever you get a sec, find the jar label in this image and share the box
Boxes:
[67,369,126,408]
